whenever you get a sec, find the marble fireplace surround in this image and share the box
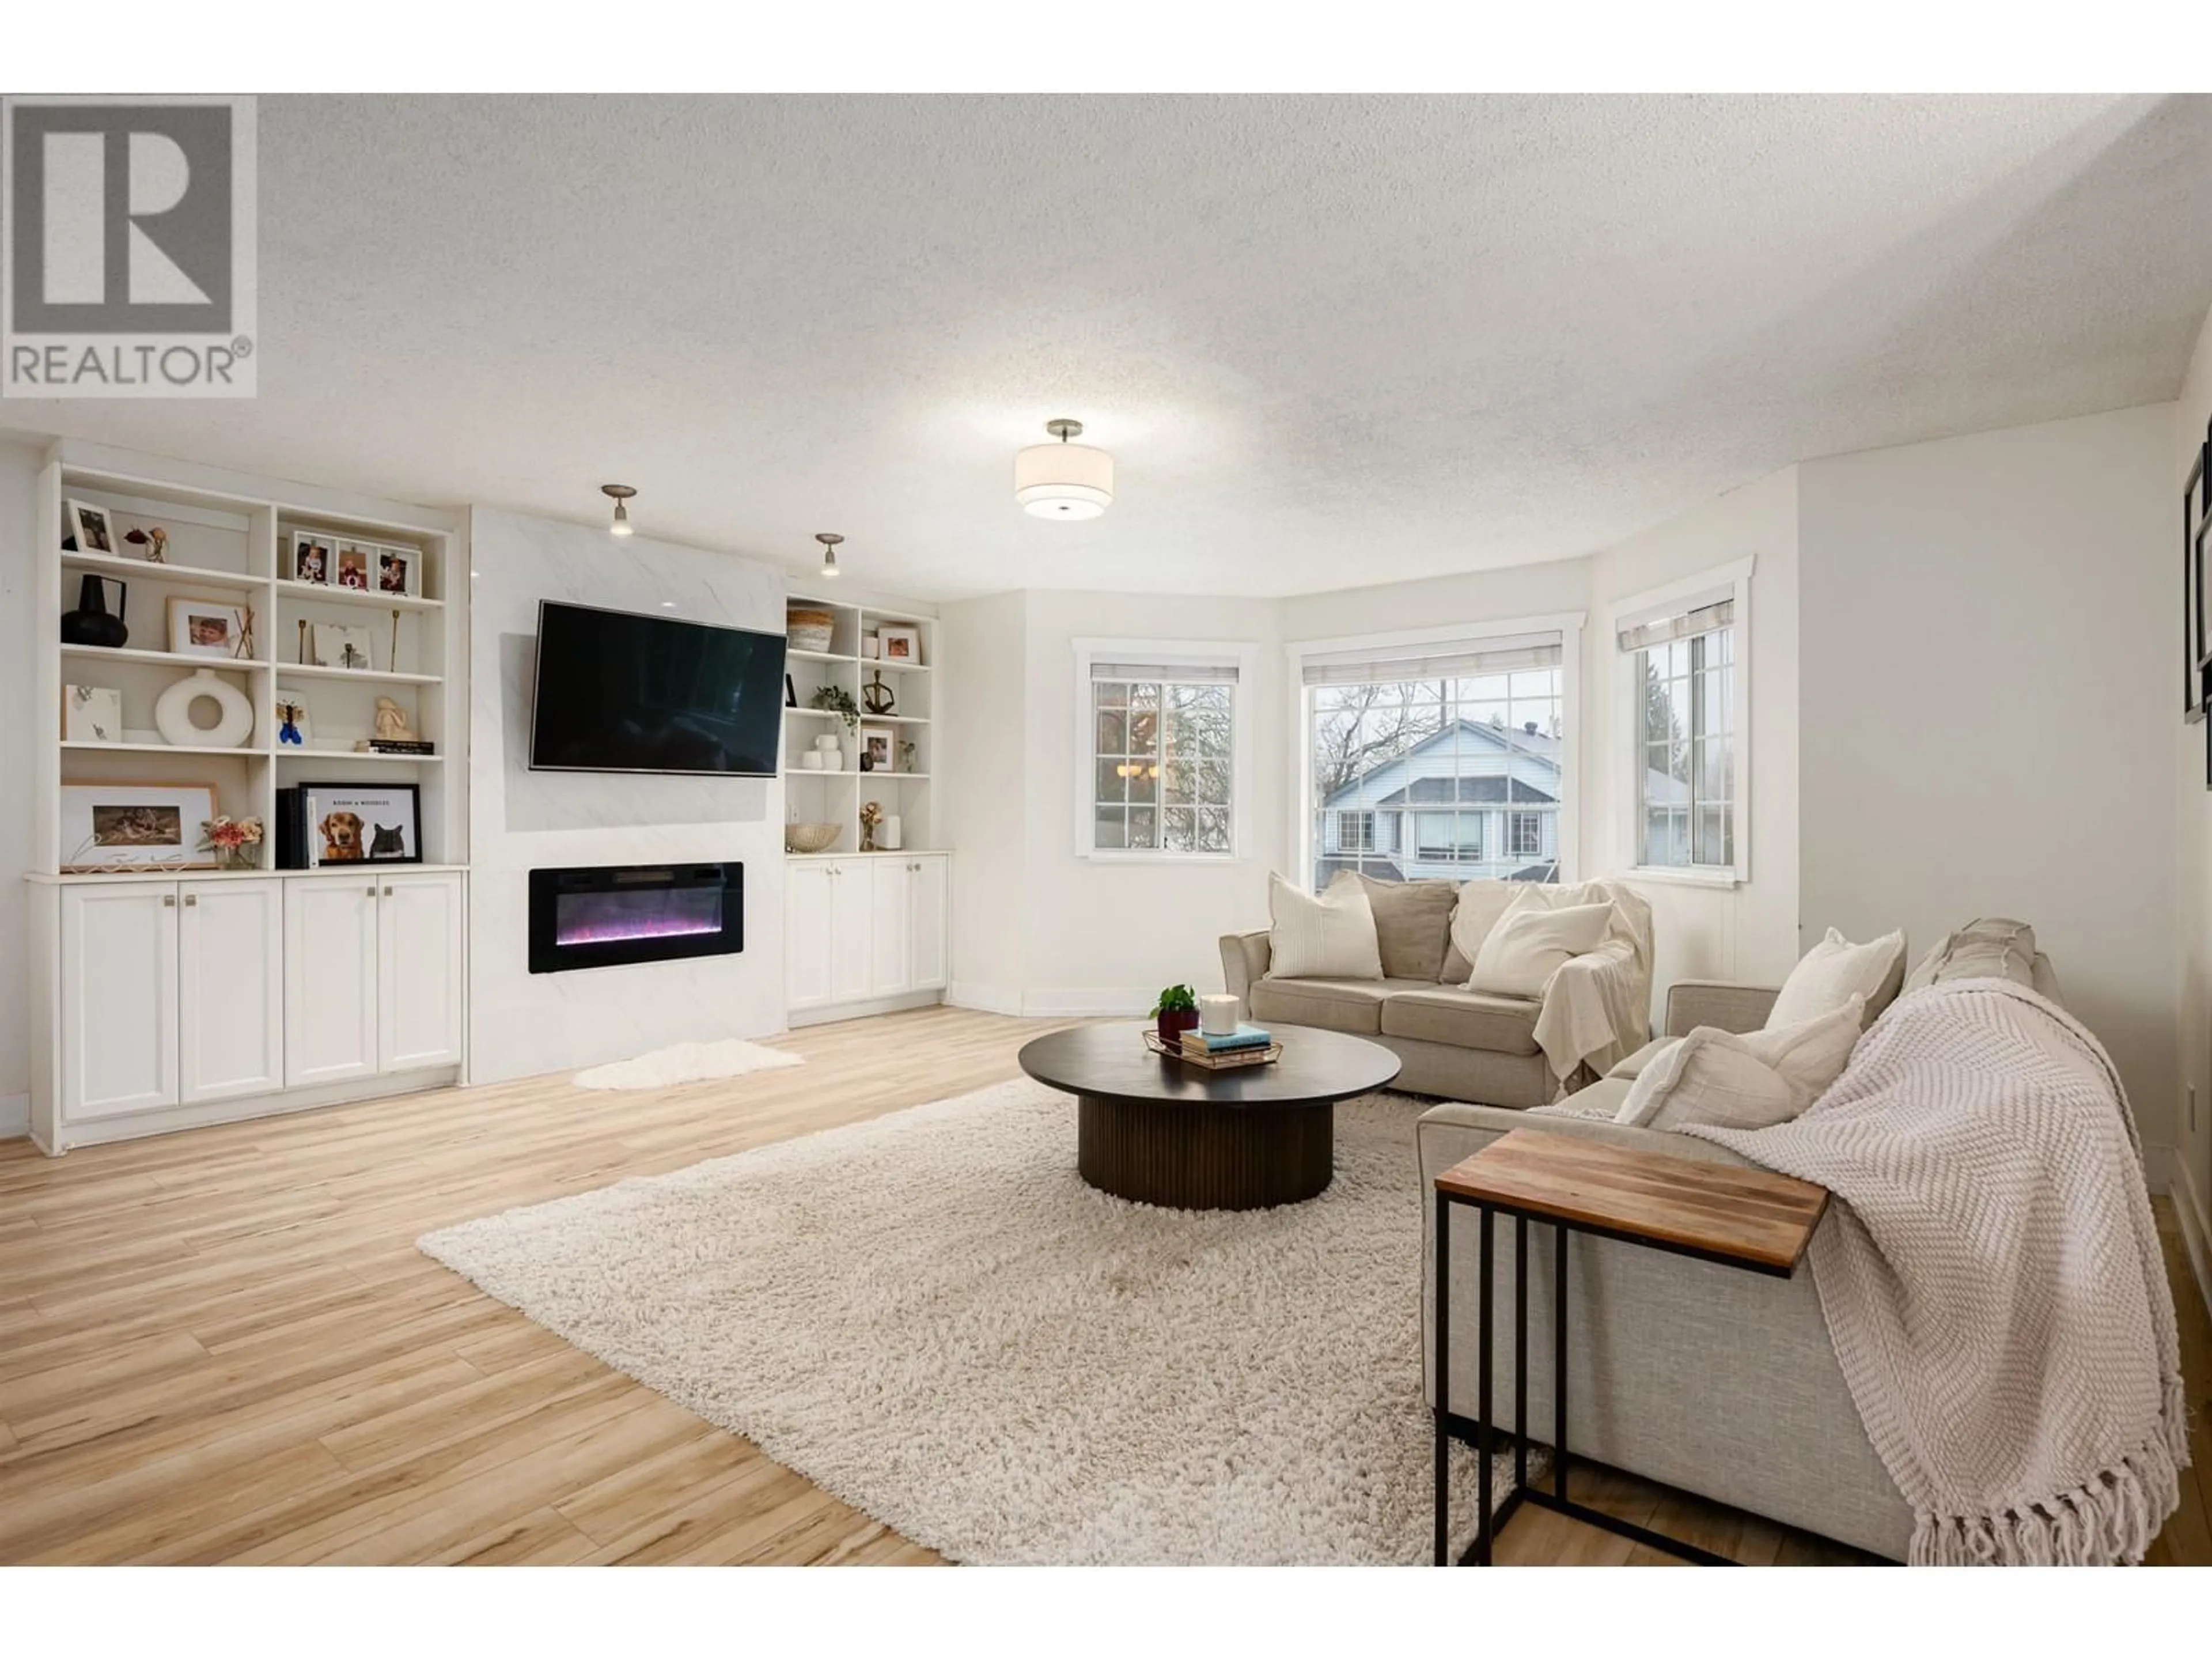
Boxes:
[467,507,786,1084]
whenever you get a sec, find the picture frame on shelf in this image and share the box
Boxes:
[859,723,895,773]
[62,685,122,744]
[290,530,335,585]
[65,499,118,556]
[878,625,922,665]
[312,622,376,672]
[167,595,251,660]
[376,544,420,597]
[59,780,220,873]
[275,694,312,747]
[785,673,798,709]
[298,779,422,867]
[334,540,373,592]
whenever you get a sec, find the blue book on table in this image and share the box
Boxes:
[1183,1024,1272,1052]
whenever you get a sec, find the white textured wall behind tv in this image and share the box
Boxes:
[466,507,787,1084]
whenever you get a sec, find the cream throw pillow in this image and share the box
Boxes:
[1768,927,1905,1030]
[1615,1030,1800,1132]
[1443,880,1518,982]
[1737,995,1863,1114]
[1465,892,1616,999]
[1265,872,1384,981]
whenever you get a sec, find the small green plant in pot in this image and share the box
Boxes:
[809,684,861,732]
[1152,983,1200,1047]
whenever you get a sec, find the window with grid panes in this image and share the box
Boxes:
[1088,659,1237,855]
[1623,599,1735,870]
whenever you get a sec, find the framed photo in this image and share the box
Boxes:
[375,544,420,597]
[878,625,923,665]
[859,723,895,773]
[62,684,122,743]
[60,781,219,872]
[168,596,249,660]
[274,694,312,748]
[65,499,118,557]
[298,780,421,866]
[334,540,373,592]
[312,622,376,672]
[290,531,334,586]
[784,673,798,709]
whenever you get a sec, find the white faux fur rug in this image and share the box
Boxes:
[571,1037,803,1091]
[419,1079,1520,1565]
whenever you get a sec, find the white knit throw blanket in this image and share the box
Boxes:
[1683,979,2190,1565]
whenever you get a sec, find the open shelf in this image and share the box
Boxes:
[62,643,271,671]
[62,739,262,756]
[276,748,445,764]
[788,648,856,665]
[785,592,938,861]
[62,548,263,594]
[276,663,442,686]
[275,578,444,612]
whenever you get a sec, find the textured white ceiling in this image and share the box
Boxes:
[11,94,2212,598]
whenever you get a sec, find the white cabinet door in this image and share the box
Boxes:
[827,863,873,1003]
[285,877,380,1088]
[378,873,465,1073]
[178,878,284,1104]
[908,855,949,991]
[785,862,834,1011]
[868,859,912,997]
[60,883,179,1122]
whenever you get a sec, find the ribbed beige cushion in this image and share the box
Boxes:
[1441,879,1517,983]
[1356,876,1457,982]
[1616,1030,1799,1131]
[1249,976,1434,1036]
[1265,872,1383,981]
[1467,897,1616,998]
[1380,988,1543,1055]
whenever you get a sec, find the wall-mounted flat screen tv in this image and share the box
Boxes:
[528,600,787,777]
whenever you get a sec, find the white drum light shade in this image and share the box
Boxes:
[1014,424,1113,520]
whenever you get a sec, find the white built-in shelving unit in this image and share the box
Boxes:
[27,444,469,1153]
[781,593,938,858]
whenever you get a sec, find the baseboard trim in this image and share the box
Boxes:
[0,1092,26,1140]
[946,982,1024,1017]
[1017,987,1156,1019]
[2172,1156,2212,1325]
[2144,1141,2175,1197]
[788,990,945,1029]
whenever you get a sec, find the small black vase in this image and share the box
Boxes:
[60,574,127,649]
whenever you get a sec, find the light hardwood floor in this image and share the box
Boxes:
[1,1003,2206,1566]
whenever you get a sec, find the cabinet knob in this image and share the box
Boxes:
[184,893,198,907]
[367,887,377,897]
[383,885,394,897]
[162,894,176,908]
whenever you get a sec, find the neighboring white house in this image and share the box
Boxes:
[1316,719,1563,887]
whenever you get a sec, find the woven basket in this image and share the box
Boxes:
[786,608,835,655]
[785,821,842,854]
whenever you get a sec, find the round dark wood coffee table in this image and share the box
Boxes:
[1018,1024,1402,1211]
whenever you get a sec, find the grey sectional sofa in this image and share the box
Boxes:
[1418,950,2061,1561]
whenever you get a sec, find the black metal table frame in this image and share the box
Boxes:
[1431,1187,1799,1567]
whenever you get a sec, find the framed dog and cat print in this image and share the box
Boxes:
[278,781,422,869]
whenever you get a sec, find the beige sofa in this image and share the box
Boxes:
[1219,876,1650,1108]
[1418,946,2062,1562]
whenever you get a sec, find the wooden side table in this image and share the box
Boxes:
[1431,1127,1829,1566]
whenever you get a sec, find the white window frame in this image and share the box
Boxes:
[1608,555,1753,888]
[1285,613,1585,892]
[1073,637,1259,862]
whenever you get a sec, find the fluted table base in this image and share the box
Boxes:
[1076,1094,1334,1211]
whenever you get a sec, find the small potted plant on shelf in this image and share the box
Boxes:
[809,684,860,733]
[1152,983,1200,1047]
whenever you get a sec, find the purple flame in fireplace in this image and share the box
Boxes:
[554,888,724,949]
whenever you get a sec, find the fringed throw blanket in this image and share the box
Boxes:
[1683,979,2189,1565]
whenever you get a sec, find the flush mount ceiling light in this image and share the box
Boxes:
[1014,419,1113,520]
[602,483,637,537]
[816,532,843,579]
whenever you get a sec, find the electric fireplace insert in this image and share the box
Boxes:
[528,862,744,974]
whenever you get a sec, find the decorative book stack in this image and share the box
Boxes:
[1177,1022,1280,1070]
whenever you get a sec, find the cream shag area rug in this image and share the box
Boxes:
[419,1078,1522,1565]
[572,1037,802,1091]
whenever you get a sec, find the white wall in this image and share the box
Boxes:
[0,440,40,1135]
[1589,467,1802,993]
[466,507,787,1084]
[940,590,1031,1011]
[2172,308,2212,1290]
[1798,404,2178,1147]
